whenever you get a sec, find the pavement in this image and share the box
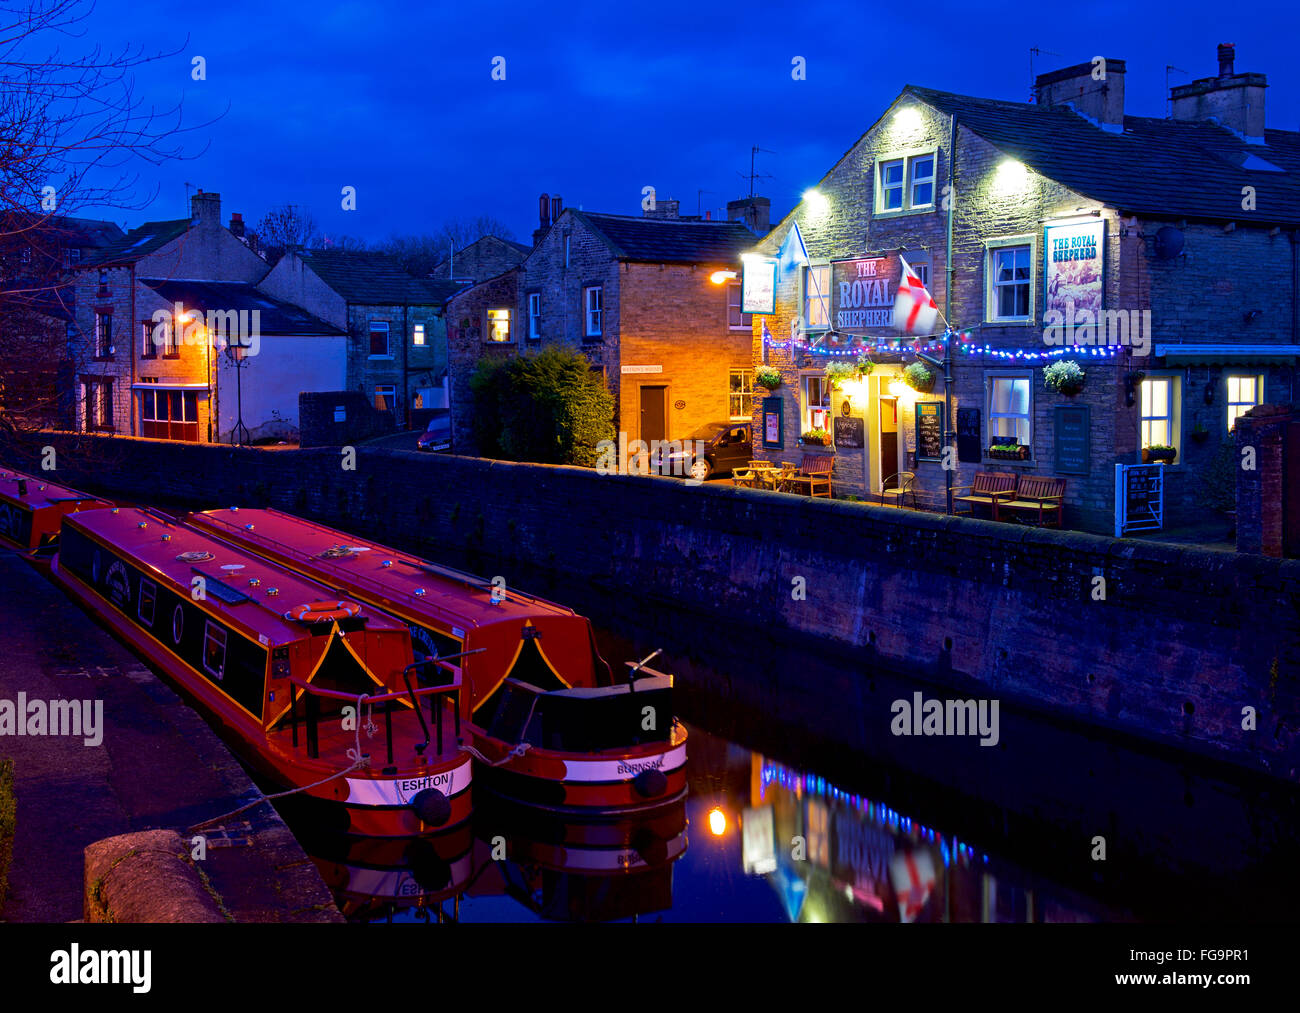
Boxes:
[0,549,340,922]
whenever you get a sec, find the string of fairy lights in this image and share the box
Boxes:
[761,325,1125,362]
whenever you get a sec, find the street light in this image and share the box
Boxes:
[225,334,251,447]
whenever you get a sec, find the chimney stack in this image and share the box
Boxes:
[534,192,552,247]
[1034,58,1127,130]
[727,196,772,234]
[643,198,680,219]
[229,212,245,238]
[1170,43,1267,141]
[190,190,221,229]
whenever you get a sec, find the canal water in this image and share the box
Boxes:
[279,601,1300,923]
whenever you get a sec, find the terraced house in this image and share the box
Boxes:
[747,44,1298,534]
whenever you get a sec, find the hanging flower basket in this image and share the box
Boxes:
[1044,359,1086,396]
[902,362,934,393]
[755,366,783,390]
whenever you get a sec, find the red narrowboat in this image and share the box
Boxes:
[0,468,110,558]
[187,508,688,816]
[50,505,472,837]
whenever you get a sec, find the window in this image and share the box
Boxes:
[97,268,109,297]
[487,308,512,343]
[94,310,113,358]
[369,321,390,357]
[911,261,931,290]
[374,385,396,411]
[412,323,425,346]
[988,242,1032,321]
[880,159,905,211]
[141,320,157,359]
[988,374,1032,449]
[910,155,935,208]
[1227,375,1263,431]
[1139,376,1180,451]
[803,375,831,432]
[138,579,157,627]
[140,389,199,441]
[203,622,227,681]
[584,286,603,337]
[729,369,753,420]
[86,379,113,431]
[528,292,541,339]
[727,284,752,330]
[803,265,830,331]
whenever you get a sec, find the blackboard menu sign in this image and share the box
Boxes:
[957,406,981,464]
[1054,405,1090,475]
[915,401,944,461]
[834,416,864,449]
[761,396,784,449]
[1125,466,1162,527]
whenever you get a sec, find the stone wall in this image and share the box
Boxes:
[1235,403,1298,556]
[11,433,1299,779]
[298,391,395,448]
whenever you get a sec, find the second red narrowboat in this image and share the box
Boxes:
[188,507,688,816]
[0,467,110,559]
[50,506,472,837]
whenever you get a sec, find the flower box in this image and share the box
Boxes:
[1143,446,1177,464]
[988,444,1030,461]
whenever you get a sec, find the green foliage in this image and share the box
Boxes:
[1043,358,1086,393]
[0,757,14,916]
[468,346,615,466]
[824,361,857,388]
[800,428,831,446]
[755,366,782,390]
[902,362,933,391]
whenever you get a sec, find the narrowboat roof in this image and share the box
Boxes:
[0,469,105,512]
[190,508,585,634]
[67,506,409,643]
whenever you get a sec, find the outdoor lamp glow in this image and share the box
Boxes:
[893,105,922,131]
[802,188,827,212]
[708,806,727,836]
[995,158,1029,193]
[710,270,738,284]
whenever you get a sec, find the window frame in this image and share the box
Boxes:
[412,322,425,347]
[801,373,832,433]
[728,368,754,421]
[727,283,753,331]
[94,310,113,359]
[368,320,391,358]
[85,379,114,432]
[1139,374,1182,455]
[584,285,603,338]
[202,621,227,681]
[984,235,1037,323]
[802,264,830,333]
[910,153,936,210]
[527,291,541,340]
[986,371,1034,453]
[141,320,157,360]
[873,149,939,217]
[374,385,396,412]
[486,307,513,344]
[1226,374,1264,432]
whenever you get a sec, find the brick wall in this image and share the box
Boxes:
[12,434,1299,778]
[1235,403,1298,556]
[297,391,395,448]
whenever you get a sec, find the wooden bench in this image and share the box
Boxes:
[784,454,834,498]
[953,471,1017,519]
[997,475,1067,527]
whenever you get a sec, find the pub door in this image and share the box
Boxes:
[879,395,900,492]
[639,385,668,445]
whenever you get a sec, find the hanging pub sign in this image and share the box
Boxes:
[915,400,944,461]
[1044,220,1105,320]
[761,396,784,449]
[742,257,777,315]
[830,255,903,333]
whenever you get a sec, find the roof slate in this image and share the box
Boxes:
[85,219,191,266]
[300,250,467,305]
[141,280,345,336]
[570,211,758,264]
[906,85,1300,225]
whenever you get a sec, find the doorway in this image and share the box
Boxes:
[639,385,667,444]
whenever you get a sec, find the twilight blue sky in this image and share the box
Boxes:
[64,0,1300,246]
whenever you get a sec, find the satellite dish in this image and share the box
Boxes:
[1154,226,1184,259]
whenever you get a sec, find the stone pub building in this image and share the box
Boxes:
[748,45,1298,534]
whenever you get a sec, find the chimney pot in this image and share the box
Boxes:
[538,193,551,229]
[1218,42,1235,77]
[551,195,562,221]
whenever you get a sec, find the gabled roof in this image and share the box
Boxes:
[569,211,758,264]
[299,250,467,305]
[141,280,345,336]
[85,219,191,266]
[905,85,1300,225]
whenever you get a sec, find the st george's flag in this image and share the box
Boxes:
[893,257,939,336]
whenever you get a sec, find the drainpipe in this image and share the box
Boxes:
[1291,228,1298,403]
[402,303,409,429]
[944,111,957,516]
[130,262,137,436]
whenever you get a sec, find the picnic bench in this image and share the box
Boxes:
[784,454,834,498]
[953,471,1017,519]
[997,475,1067,528]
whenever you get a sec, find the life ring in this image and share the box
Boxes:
[284,600,362,623]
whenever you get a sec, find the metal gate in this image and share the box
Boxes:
[1114,463,1164,537]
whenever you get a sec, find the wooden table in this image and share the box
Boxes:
[747,464,781,490]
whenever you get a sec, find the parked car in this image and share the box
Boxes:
[416,411,451,452]
[649,422,751,481]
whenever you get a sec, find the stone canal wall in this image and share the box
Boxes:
[10,434,1300,778]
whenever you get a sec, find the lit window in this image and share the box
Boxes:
[910,155,935,208]
[727,284,752,330]
[140,389,199,441]
[374,385,396,411]
[1227,375,1262,431]
[528,292,541,339]
[413,323,425,346]
[202,622,227,681]
[86,379,113,431]
[802,375,831,432]
[880,159,905,211]
[729,369,753,420]
[988,374,1031,449]
[803,265,829,331]
[369,321,390,356]
[584,286,602,337]
[487,308,512,343]
[1139,376,1180,452]
[990,245,1031,320]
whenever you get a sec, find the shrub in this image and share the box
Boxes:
[0,757,14,916]
[468,346,615,466]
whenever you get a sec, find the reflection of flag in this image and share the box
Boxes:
[777,222,809,281]
[889,848,936,923]
[893,257,939,335]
